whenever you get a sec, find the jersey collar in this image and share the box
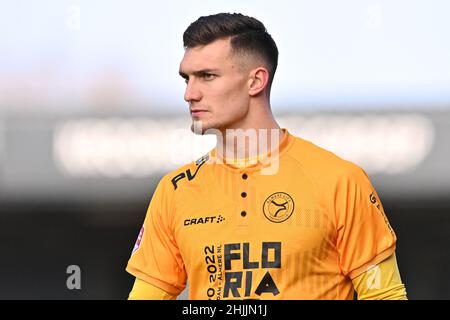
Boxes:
[208,128,294,173]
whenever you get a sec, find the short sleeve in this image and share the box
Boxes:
[126,177,187,295]
[335,164,397,279]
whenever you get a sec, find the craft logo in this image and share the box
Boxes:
[184,215,225,226]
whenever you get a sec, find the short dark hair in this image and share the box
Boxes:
[183,13,279,89]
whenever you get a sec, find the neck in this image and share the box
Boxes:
[214,100,285,161]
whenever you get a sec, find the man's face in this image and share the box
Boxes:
[179,38,250,134]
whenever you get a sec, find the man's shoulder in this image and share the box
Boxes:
[158,153,211,192]
[288,134,366,181]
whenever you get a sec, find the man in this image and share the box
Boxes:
[126,13,407,300]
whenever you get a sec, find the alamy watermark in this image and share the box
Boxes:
[176,120,283,175]
[66,265,81,290]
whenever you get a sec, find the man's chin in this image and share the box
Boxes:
[191,121,212,135]
[191,121,223,136]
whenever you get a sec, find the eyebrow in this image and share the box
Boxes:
[179,69,219,79]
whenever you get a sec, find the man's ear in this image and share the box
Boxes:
[248,67,269,96]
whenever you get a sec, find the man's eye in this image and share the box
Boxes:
[202,73,216,80]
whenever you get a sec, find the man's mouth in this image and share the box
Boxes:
[190,109,208,116]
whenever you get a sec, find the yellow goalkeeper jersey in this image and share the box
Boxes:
[126,129,397,300]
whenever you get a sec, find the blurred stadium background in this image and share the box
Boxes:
[1,0,449,299]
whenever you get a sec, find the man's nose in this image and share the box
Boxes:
[184,79,202,103]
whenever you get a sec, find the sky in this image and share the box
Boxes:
[1,0,450,113]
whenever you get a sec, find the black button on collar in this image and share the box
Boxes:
[242,173,248,180]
